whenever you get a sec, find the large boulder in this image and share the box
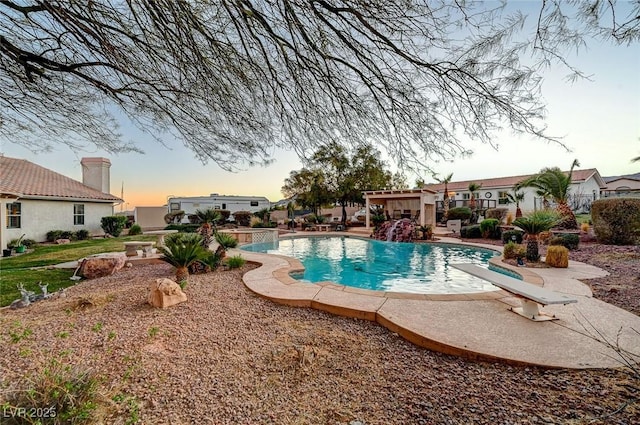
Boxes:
[78,253,126,279]
[148,278,187,309]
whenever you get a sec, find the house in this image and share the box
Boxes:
[0,156,122,249]
[602,172,640,198]
[422,168,606,218]
[167,194,271,222]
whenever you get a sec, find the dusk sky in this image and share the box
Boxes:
[1,4,638,210]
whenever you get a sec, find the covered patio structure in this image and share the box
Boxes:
[362,188,437,229]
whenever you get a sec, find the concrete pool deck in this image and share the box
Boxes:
[238,230,640,369]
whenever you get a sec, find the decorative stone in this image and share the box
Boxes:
[78,253,126,279]
[148,278,187,309]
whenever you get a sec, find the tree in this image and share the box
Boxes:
[467,183,483,211]
[434,173,454,222]
[307,142,393,225]
[159,233,208,285]
[521,159,581,229]
[2,2,637,170]
[505,188,526,218]
[281,168,332,217]
[513,211,561,262]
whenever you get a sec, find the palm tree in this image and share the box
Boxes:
[214,232,239,259]
[467,182,482,210]
[195,208,221,248]
[513,210,560,262]
[435,172,454,222]
[159,233,208,285]
[520,159,581,229]
[505,187,526,218]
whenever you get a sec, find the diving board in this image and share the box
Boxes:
[452,263,577,321]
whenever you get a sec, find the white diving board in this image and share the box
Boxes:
[452,263,577,321]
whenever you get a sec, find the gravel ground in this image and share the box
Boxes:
[1,244,639,425]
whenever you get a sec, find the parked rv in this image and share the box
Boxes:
[167,194,270,222]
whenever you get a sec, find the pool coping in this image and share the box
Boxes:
[238,232,640,369]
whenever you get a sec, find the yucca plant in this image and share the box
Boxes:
[513,210,560,262]
[158,233,208,285]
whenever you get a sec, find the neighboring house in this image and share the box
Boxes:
[167,194,271,222]
[602,172,640,198]
[422,168,606,217]
[0,156,122,249]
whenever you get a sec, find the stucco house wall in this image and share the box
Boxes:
[134,206,168,230]
[2,199,114,244]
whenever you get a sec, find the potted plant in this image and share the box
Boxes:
[10,234,26,253]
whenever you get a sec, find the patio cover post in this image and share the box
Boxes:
[365,197,371,228]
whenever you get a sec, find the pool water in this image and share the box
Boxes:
[241,236,501,294]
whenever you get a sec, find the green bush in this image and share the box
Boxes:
[502,229,524,244]
[215,232,239,250]
[447,207,472,221]
[46,230,63,242]
[164,224,200,233]
[251,221,276,228]
[60,230,75,240]
[100,216,127,237]
[20,238,37,248]
[217,210,231,224]
[226,255,246,269]
[233,211,252,226]
[591,198,640,245]
[128,224,143,236]
[460,225,482,238]
[485,208,508,222]
[503,241,526,259]
[549,233,580,250]
[479,218,501,239]
[75,229,90,240]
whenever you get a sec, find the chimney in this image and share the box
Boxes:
[81,157,111,194]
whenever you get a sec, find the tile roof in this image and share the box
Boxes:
[0,156,122,202]
[424,168,602,192]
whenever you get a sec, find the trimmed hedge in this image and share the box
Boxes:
[479,218,501,239]
[591,198,640,245]
[549,233,579,250]
[502,229,524,244]
[485,208,508,222]
[101,215,127,237]
[164,224,200,233]
[448,207,472,221]
[233,211,252,226]
[460,225,482,238]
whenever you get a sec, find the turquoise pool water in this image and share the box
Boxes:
[241,236,501,294]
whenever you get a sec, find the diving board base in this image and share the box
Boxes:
[510,299,557,322]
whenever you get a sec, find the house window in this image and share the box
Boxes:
[170,203,180,211]
[6,202,21,228]
[74,204,85,225]
[222,203,227,209]
[462,193,470,200]
[250,201,259,207]
[498,191,509,205]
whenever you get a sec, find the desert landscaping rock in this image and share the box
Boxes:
[0,243,638,424]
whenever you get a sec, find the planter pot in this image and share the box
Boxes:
[15,245,26,253]
[2,249,12,257]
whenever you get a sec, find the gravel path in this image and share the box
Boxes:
[1,245,639,424]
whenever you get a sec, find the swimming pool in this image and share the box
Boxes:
[241,236,501,294]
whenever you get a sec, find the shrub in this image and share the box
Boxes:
[75,229,90,240]
[447,207,472,221]
[538,231,552,244]
[460,225,482,238]
[485,208,508,222]
[233,211,252,226]
[60,230,75,240]
[502,229,524,244]
[549,233,580,250]
[580,222,590,233]
[226,255,246,269]
[591,198,640,245]
[503,241,526,259]
[217,210,231,224]
[215,232,239,250]
[479,218,501,239]
[546,245,569,268]
[128,224,143,236]
[46,230,63,242]
[100,216,127,237]
[20,238,37,248]
[164,224,200,233]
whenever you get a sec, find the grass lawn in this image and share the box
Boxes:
[0,235,157,307]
